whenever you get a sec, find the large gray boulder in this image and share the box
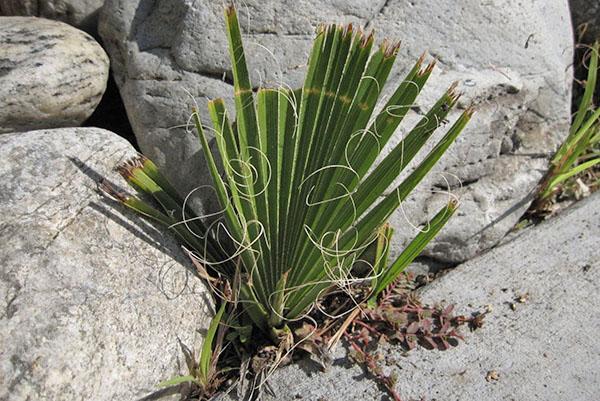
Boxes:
[232,191,600,401]
[0,128,212,401]
[0,17,109,134]
[99,0,574,263]
[0,0,105,34]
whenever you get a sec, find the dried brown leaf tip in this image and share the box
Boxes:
[447,81,462,103]
[361,30,375,48]
[343,23,353,36]
[380,38,401,58]
[116,155,146,179]
[418,59,437,78]
[448,198,460,210]
[316,23,326,35]
[465,105,476,118]
[98,179,129,202]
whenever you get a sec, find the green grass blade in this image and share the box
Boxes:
[569,41,599,139]
[198,302,226,386]
[542,158,600,198]
[257,88,280,290]
[158,375,197,388]
[224,6,259,162]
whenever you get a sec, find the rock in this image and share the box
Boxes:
[99,0,573,263]
[0,128,212,401]
[570,0,600,43]
[0,17,109,134]
[228,192,600,401]
[0,0,105,34]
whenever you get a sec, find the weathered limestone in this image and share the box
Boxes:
[0,128,213,401]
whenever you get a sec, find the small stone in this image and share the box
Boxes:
[0,17,109,134]
[486,370,500,382]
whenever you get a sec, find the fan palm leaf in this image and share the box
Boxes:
[105,5,473,333]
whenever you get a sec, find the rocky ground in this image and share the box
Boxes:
[227,190,600,401]
[0,1,598,401]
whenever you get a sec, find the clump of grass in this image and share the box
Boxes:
[158,304,226,399]
[532,42,600,211]
[102,4,474,398]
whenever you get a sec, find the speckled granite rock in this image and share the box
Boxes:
[0,128,212,401]
[226,191,600,401]
[100,0,573,263]
[0,17,109,134]
[0,0,104,34]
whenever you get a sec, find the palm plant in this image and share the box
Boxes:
[104,6,472,337]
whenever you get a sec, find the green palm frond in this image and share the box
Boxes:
[104,5,472,333]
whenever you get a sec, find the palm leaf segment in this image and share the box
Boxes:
[110,6,473,332]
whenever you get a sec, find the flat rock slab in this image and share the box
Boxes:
[0,128,212,401]
[0,17,108,134]
[99,0,573,263]
[241,192,600,401]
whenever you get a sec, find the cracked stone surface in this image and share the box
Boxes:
[0,128,212,401]
[0,0,104,34]
[0,17,109,134]
[225,191,600,401]
[99,0,573,263]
